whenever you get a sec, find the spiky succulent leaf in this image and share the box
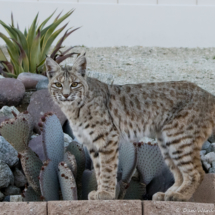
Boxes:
[42,10,74,51]
[0,113,33,152]
[58,161,78,200]
[40,23,68,62]
[0,48,8,61]
[27,13,39,55]
[20,148,43,194]
[0,32,19,59]
[41,113,64,170]
[29,29,41,73]
[136,142,165,185]
[64,151,77,179]
[81,170,97,200]
[39,160,59,201]
[37,9,56,31]
[22,186,41,202]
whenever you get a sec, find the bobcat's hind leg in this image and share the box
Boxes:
[153,135,183,201]
[163,133,205,201]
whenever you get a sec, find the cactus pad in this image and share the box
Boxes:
[0,113,33,152]
[81,169,97,200]
[41,113,64,169]
[136,142,165,185]
[20,148,43,194]
[58,161,78,200]
[66,141,86,198]
[39,160,60,201]
[22,186,41,202]
[118,142,137,182]
[84,146,92,170]
[64,151,77,179]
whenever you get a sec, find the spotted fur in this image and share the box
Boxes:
[46,53,215,201]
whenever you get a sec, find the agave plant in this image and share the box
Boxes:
[0,10,79,78]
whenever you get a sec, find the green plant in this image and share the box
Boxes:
[0,10,79,78]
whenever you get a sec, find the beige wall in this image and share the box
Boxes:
[1,0,215,47]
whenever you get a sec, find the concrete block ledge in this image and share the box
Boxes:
[0,199,215,215]
[0,202,47,215]
[48,200,142,215]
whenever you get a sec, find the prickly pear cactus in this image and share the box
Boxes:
[64,151,77,179]
[40,113,64,169]
[20,148,43,194]
[22,186,41,202]
[39,160,60,201]
[58,161,77,200]
[0,112,33,152]
[66,141,85,199]
[0,112,42,195]
[136,142,165,185]
[38,113,65,201]
[117,142,137,199]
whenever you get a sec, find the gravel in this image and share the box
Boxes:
[61,46,215,95]
[2,45,215,95]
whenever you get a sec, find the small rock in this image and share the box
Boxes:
[0,191,4,201]
[209,167,215,173]
[27,89,67,133]
[205,152,215,163]
[87,71,114,85]
[2,185,21,196]
[0,160,14,188]
[13,168,27,188]
[0,106,19,118]
[17,72,48,90]
[36,79,49,90]
[211,143,215,152]
[20,91,34,105]
[3,196,10,202]
[0,75,4,79]
[10,195,22,202]
[202,160,211,171]
[202,141,211,150]
[0,78,25,107]
[0,136,18,167]
[206,144,213,154]
[212,160,215,168]
[200,150,206,156]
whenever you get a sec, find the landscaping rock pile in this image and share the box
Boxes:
[0,106,28,202]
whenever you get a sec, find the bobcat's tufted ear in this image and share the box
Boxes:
[72,52,87,77]
[45,57,61,79]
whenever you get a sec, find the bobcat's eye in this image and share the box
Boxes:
[55,82,62,88]
[71,82,78,87]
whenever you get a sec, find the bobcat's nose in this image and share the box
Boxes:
[63,94,69,99]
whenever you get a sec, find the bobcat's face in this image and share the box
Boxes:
[46,53,88,106]
[49,69,87,105]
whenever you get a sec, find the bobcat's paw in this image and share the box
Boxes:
[165,192,187,201]
[88,190,114,200]
[88,190,97,200]
[152,192,165,201]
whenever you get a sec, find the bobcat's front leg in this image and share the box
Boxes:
[88,127,119,200]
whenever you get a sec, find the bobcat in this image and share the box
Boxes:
[46,53,214,201]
